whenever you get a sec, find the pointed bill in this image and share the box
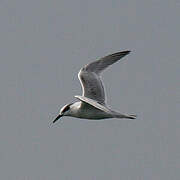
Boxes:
[52,114,63,124]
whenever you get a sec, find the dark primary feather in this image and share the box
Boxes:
[84,51,130,74]
[78,51,131,104]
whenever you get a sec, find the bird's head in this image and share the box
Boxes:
[53,103,73,124]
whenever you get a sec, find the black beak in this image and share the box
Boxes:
[53,114,63,124]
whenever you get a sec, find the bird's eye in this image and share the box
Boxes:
[63,106,70,112]
[61,104,71,113]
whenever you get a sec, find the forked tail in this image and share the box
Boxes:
[123,114,137,119]
[112,111,137,119]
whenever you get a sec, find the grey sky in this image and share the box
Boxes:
[0,0,179,179]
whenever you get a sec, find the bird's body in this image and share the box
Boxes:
[67,102,113,119]
[53,50,136,124]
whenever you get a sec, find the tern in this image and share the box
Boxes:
[53,51,136,124]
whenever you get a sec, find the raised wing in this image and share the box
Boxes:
[78,51,130,104]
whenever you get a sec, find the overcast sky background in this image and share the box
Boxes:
[0,0,179,179]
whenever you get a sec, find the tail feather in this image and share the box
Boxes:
[124,114,137,119]
[112,111,137,119]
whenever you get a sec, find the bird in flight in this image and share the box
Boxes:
[53,51,136,124]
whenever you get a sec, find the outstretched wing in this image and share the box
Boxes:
[78,51,130,104]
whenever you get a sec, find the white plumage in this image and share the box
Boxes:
[53,51,136,123]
